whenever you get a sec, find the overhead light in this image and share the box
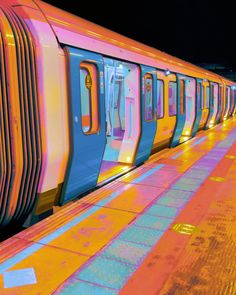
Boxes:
[165,69,170,76]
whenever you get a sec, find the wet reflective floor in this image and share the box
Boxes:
[1,118,236,295]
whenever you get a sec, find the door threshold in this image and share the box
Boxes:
[97,165,136,188]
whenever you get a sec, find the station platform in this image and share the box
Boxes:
[1,118,236,295]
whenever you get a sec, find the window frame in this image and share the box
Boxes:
[80,61,100,135]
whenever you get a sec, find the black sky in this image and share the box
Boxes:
[43,0,236,70]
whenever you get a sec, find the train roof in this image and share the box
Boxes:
[7,0,236,85]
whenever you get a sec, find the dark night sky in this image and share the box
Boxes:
[43,1,236,70]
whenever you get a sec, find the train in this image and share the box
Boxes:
[0,0,235,231]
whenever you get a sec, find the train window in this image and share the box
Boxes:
[197,82,202,110]
[80,62,99,134]
[157,79,164,118]
[144,74,153,121]
[179,80,185,115]
[169,81,177,116]
[206,86,210,108]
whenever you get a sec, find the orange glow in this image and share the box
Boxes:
[98,164,132,184]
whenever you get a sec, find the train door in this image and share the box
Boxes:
[171,75,196,146]
[192,79,203,136]
[216,84,223,123]
[233,88,236,116]
[134,65,157,165]
[206,82,219,128]
[223,85,230,119]
[229,87,235,116]
[181,77,196,140]
[152,71,177,152]
[220,85,226,122]
[98,58,140,183]
[60,47,106,204]
[199,81,210,129]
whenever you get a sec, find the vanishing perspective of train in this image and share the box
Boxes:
[0,0,235,231]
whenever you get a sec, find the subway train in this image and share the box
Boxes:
[0,0,236,231]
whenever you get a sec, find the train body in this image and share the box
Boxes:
[0,0,235,230]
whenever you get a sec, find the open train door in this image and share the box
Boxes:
[98,58,141,183]
[171,75,196,146]
[192,79,203,136]
[60,47,106,205]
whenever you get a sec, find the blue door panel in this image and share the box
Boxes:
[60,47,106,205]
[170,75,186,147]
[192,79,203,137]
[135,65,157,165]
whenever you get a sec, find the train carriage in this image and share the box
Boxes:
[0,0,235,231]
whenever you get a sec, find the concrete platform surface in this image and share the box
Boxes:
[1,118,236,295]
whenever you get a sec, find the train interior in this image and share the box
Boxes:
[98,59,138,183]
